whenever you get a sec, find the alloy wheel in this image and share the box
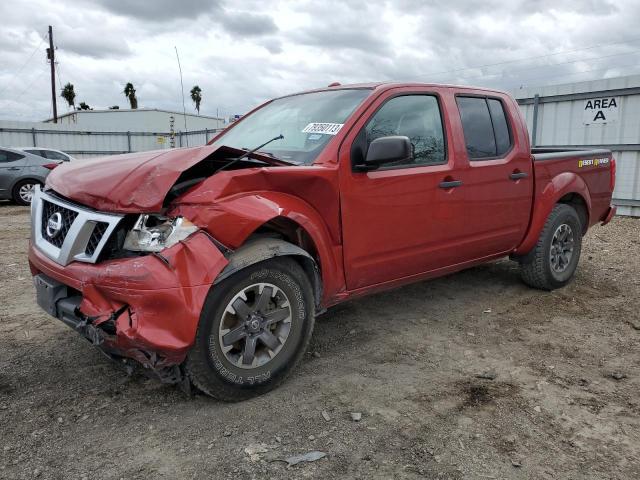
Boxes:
[549,223,574,273]
[217,283,292,369]
[18,183,36,204]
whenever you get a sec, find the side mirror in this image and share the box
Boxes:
[357,136,412,171]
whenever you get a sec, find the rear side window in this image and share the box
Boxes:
[0,150,25,162]
[44,150,68,161]
[457,96,512,159]
[487,99,511,155]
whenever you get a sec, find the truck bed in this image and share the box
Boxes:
[531,147,614,228]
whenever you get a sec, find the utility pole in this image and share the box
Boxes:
[47,25,58,123]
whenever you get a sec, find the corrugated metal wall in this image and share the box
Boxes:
[0,120,223,159]
[50,109,224,132]
[514,75,640,216]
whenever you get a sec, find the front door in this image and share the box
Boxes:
[339,90,467,290]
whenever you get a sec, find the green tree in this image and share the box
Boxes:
[190,85,202,114]
[123,82,138,109]
[78,102,91,110]
[60,83,76,109]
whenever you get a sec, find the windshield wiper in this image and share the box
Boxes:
[218,134,284,172]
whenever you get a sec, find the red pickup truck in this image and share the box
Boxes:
[29,83,616,400]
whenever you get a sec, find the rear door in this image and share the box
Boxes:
[0,149,27,197]
[339,87,468,290]
[453,93,533,258]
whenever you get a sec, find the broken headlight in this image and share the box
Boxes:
[123,214,198,252]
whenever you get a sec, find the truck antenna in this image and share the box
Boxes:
[174,46,188,146]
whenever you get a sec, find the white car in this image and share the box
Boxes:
[13,147,75,162]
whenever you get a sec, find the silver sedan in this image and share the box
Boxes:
[0,147,60,205]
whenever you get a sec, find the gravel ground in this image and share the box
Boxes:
[1,202,639,479]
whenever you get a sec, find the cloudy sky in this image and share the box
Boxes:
[1,0,638,122]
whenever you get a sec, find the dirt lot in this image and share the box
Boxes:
[0,203,639,480]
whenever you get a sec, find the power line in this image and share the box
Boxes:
[175,46,189,146]
[0,31,48,97]
[14,64,49,103]
[452,49,640,83]
[54,62,63,88]
[54,62,70,112]
[394,36,640,81]
[53,46,63,90]
[500,61,640,90]
[54,62,64,92]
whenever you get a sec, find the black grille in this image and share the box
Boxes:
[86,222,109,256]
[41,200,78,247]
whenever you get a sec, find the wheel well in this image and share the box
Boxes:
[558,193,588,234]
[247,217,323,306]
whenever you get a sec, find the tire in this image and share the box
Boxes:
[12,179,41,206]
[185,257,315,401]
[520,203,583,291]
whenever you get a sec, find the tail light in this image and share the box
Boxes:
[610,156,616,192]
[43,163,60,170]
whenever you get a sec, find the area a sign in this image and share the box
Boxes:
[583,97,619,125]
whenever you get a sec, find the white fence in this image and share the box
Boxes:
[0,120,223,159]
[514,74,640,217]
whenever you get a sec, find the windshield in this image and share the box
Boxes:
[211,89,371,165]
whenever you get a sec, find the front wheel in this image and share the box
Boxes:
[12,179,41,206]
[519,203,583,290]
[185,257,315,401]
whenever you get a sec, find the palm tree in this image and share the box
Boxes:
[123,82,138,109]
[190,85,202,114]
[60,83,76,110]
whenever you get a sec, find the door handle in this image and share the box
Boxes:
[510,172,528,180]
[8,167,20,171]
[439,180,463,189]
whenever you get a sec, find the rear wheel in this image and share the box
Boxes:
[12,179,41,206]
[185,257,315,401]
[520,203,583,290]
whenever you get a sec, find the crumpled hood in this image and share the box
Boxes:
[46,145,280,213]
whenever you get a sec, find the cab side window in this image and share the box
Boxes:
[456,96,512,160]
[362,95,446,168]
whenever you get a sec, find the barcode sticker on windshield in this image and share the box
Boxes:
[302,123,344,135]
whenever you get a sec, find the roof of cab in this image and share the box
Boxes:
[276,82,511,100]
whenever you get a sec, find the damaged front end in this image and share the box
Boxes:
[33,275,185,384]
[29,186,230,384]
[29,142,335,389]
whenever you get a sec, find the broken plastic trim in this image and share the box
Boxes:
[62,299,187,385]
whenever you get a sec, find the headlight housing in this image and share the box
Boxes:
[123,214,198,252]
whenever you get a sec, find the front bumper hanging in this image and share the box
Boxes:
[29,230,230,382]
[34,273,184,383]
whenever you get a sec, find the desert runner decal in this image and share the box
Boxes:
[302,122,344,135]
[579,157,610,168]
